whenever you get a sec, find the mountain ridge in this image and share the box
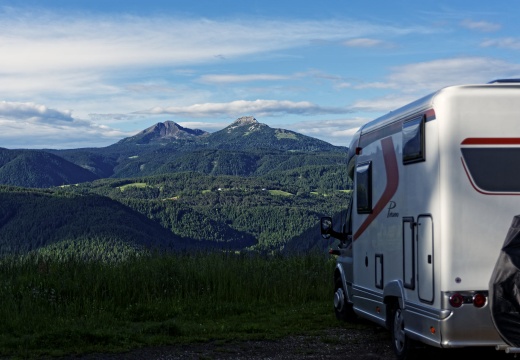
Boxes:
[1,116,348,188]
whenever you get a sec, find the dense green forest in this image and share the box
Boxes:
[0,185,193,260]
[0,148,99,187]
[68,166,351,252]
[0,164,351,259]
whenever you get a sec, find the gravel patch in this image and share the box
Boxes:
[58,325,394,360]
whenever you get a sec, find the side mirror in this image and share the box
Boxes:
[321,217,332,239]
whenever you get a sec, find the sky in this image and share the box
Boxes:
[1,0,519,149]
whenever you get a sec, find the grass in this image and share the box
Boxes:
[118,182,148,191]
[268,190,293,196]
[274,131,297,140]
[0,251,347,359]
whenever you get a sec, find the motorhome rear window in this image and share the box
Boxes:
[462,148,520,192]
[356,161,372,213]
[402,116,425,164]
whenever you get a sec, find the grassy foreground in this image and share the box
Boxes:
[0,251,347,359]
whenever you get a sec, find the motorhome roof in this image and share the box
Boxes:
[487,78,520,84]
[360,91,435,135]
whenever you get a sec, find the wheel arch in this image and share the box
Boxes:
[333,264,348,298]
[383,280,406,327]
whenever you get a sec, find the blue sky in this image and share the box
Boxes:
[1,1,519,149]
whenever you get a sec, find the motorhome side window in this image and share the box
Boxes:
[356,161,372,214]
[402,116,425,164]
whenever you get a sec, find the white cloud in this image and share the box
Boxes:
[386,57,520,93]
[0,101,74,123]
[0,101,132,149]
[0,117,131,149]
[0,10,417,76]
[461,19,501,32]
[350,96,415,113]
[135,99,351,117]
[278,117,368,147]
[342,57,520,114]
[198,74,290,84]
[0,8,429,125]
[342,38,393,48]
[177,121,229,132]
[344,57,519,94]
[481,38,520,51]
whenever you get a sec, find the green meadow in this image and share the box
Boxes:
[0,251,346,359]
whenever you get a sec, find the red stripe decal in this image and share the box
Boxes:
[461,138,520,145]
[354,137,399,240]
[425,108,436,121]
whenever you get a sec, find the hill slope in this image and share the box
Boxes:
[0,186,191,258]
[0,148,100,187]
[67,169,349,252]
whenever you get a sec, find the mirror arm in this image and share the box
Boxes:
[330,229,350,242]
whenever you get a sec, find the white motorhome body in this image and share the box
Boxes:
[321,80,520,358]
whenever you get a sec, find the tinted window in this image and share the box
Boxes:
[403,116,425,164]
[462,148,520,192]
[356,161,372,213]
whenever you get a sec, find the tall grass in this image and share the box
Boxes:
[0,251,338,358]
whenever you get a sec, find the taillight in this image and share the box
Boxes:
[473,293,486,308]
[448,292,487,308]
[449,293,464,308]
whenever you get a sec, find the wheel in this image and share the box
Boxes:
[333,277,357,322]
[389,301,417,360]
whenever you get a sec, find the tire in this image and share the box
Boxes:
[333,277,357,322]
[389,301,417,360]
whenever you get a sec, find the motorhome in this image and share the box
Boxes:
[321,79,520,359]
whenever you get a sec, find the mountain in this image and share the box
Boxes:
[3,116,347,188]
[0,148,99,188]
[117,120,209,145]
[202,116,341,152]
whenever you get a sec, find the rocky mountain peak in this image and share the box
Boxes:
[121,120,208,144]
[232,116,257,126]
[226,116,266,133]
[146,121,205,137]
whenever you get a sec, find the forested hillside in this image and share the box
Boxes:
[0,186,194,260]
[68,166,350,252]
[0,148,99,187]
[0,163,350,258]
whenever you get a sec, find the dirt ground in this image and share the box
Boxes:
[55,322,520,360]
[59,325,395,360]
